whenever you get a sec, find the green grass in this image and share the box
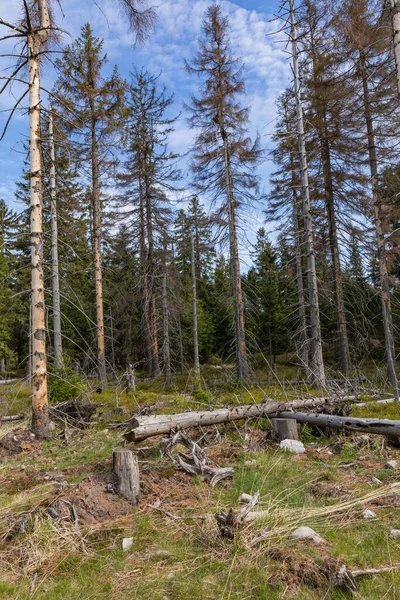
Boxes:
[1,362,400,599]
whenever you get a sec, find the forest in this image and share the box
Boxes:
[1,0,400,598]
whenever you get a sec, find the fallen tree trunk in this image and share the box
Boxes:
[276,411,400,440]
[124,396,358,442]
[0,414,24,422]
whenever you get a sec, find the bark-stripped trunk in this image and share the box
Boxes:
[177,315,185,375]
[392,0,400,96]
[285,102,310,378]
[91,117,106,387]
[48,111,62,368]
[191,233,200,381]
[220,127,248,381]
[359,49,399,401]
[162,268,171,385]
[138,178,153,376]
[290,0,326,389]
[29,0,50,438]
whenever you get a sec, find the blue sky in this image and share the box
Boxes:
[0,0,290,266]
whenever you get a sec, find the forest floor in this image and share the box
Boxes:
[0,362,400,599]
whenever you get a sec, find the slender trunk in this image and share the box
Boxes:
[359,48,399,401]
[0,358,5,376]
[290,0,326,389]
[138,181,153,377]
[162,269,171,385]
[308,29,349,375]
[144,157,160,378]
[220,129,248,381]
[285,101,310,378]
[392,0,400,96]
[28,15,49,438]
[91,129,106,386]
[177,314,185,375]
[109,308,116,378]
[191,233,200,381]
[48,111,62,368]
[319,119,349,374]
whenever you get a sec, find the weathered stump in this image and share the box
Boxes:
[271,418,299,442]
[125,364,136,393]
[113,448,140,504]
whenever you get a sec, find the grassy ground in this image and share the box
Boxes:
[0,363,400,599]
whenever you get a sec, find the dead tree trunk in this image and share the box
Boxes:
[126,364,136,393]
[112,448,140,504]
[90,112,106,387]
[162,269,171,386]
[29,0,51,439]
[221,125,248,381]
[191,233,200,381]
[278,411,400,440]
[124,395,359,442]
[271,418,299,441]
[48,111,62,368]
[392,0,400,96]
[290,0,326,389]
[359,49,399,402]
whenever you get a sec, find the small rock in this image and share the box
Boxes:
[390,529,400,538]
[385,460,398,470]
[48,421,57,432]
[363,509,377,520]
[244,460,257,467]
[122,537,133,552]
[19,464,26,471]
[280,439,305,454]
[289,526,325,544]
[371,477,382,485]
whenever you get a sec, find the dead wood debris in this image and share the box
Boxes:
[165,431,233,488]
[49,400,98,429]
[215,492,260,538]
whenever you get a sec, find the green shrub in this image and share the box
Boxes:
[208,355,222,366]
[48,367,85,404]
[192,386,210,404]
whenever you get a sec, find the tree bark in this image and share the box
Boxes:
[359,48,399,401]
[112,448,140,504]
[221,127,248,381]
[48,111,62,368]
[271,418,299,442]
[29,0,51,439]
[126,363,136,392]
[124,395,359,442]
[290,0,326,389]
[191,233,200,381]
[277,411,400,440]
[90,114,106,387]
[162,269,171,386]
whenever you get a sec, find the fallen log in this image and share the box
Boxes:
[124,396,358,442]
[0,414,24,422]
[277,412,400,440]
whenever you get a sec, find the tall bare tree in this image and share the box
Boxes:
[191,233,200,381]
[0,0,156,437]
[289,0,326,388]
[186,4,262,381]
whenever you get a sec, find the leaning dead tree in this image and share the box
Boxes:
[289,0,326,389]
[191,233,200,381]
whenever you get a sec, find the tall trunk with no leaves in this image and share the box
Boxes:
[359,48,399,401]
[290,0,326,389]
[48,111,62,368]
[191,233,200,381]
[392,0,400,96]
[29,0,50,438]
[221,126,248,381]
[91,117,107,387]
[162,267,171,386]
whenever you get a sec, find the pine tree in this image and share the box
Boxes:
[53,24,126,386]
[186,5,262,381]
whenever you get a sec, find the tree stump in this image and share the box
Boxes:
[125,364,136,393]
[113,448,140,504]
[271,418,299,442]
